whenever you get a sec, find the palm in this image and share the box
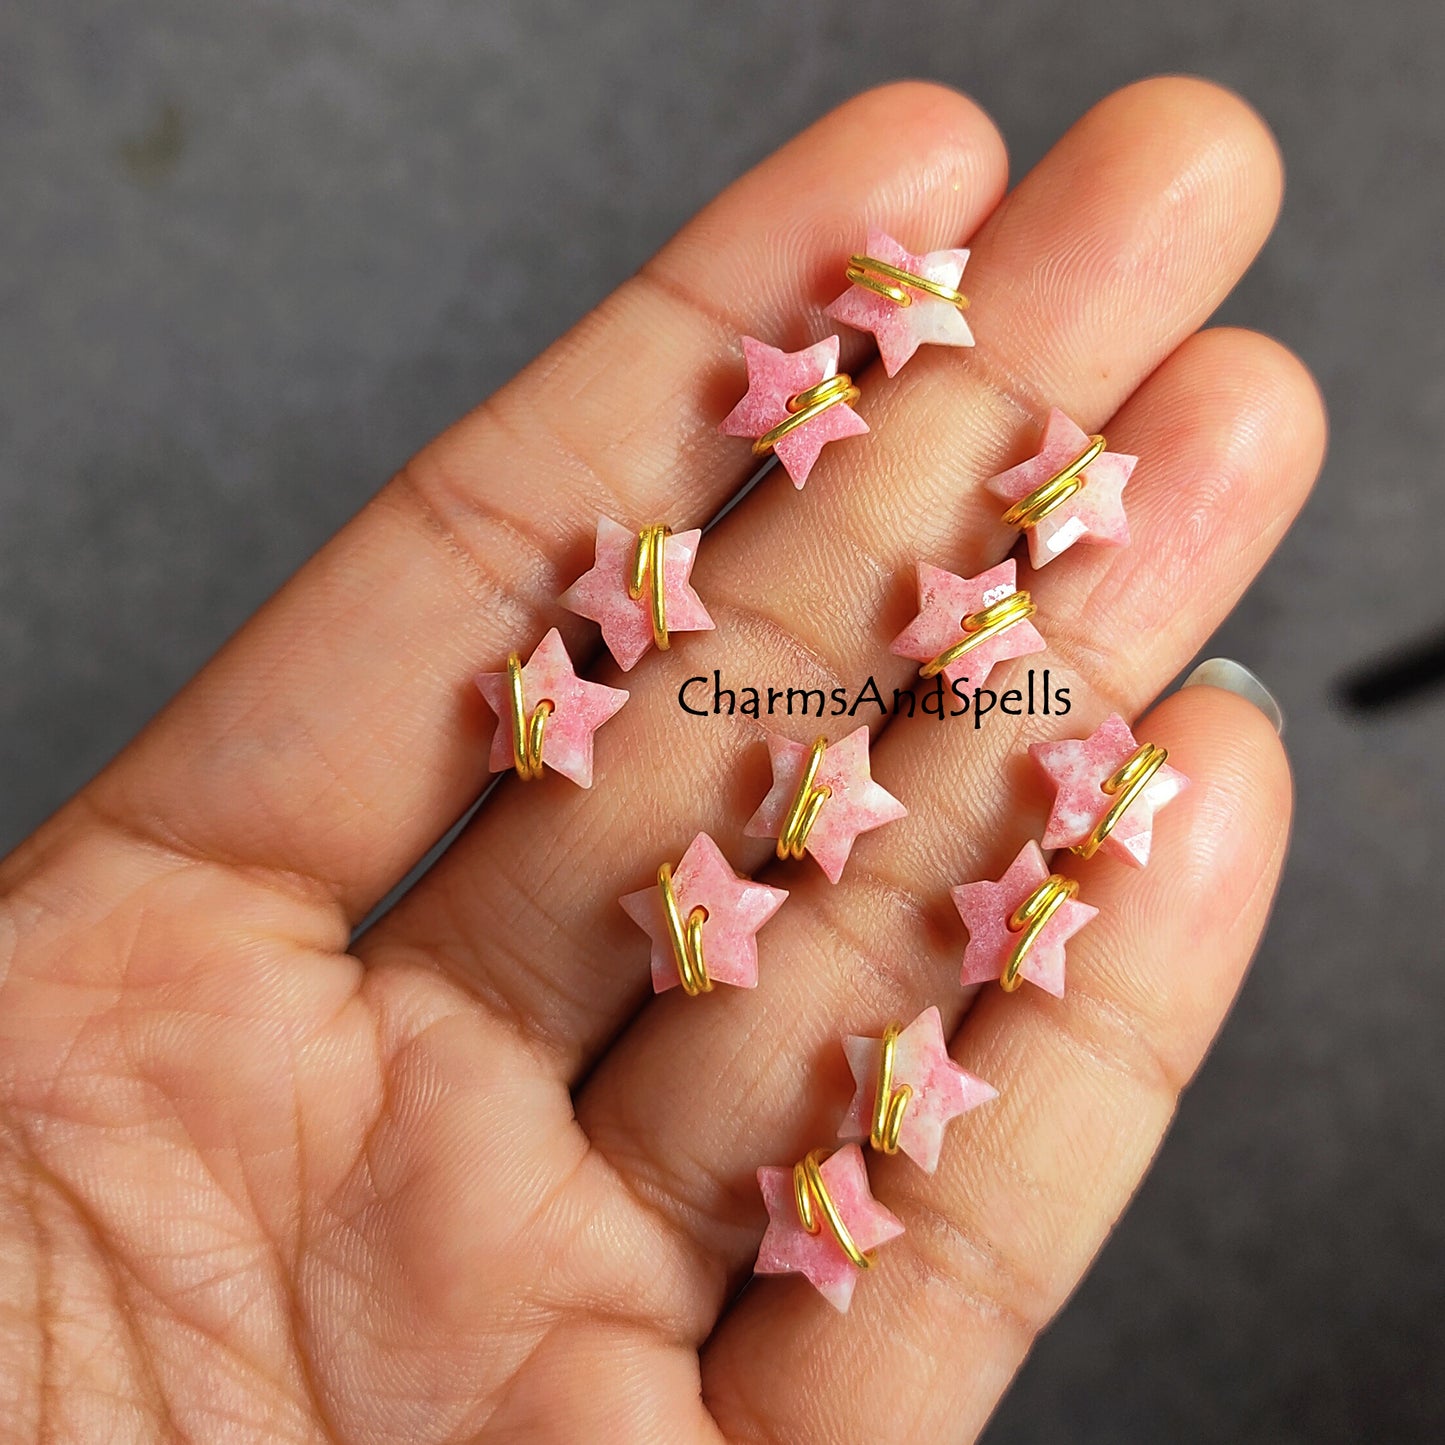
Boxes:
[3,864,687,1440]
[1,79,1318,1443]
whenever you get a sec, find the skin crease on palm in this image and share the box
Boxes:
[0,75,1325,1444]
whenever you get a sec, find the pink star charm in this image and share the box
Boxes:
[824,228,973,376]
[718,335,868,488]
[755,1144,905,1312]
[1031,714,1190,868]
[619,831,788,994]
[985,408,1138,568]
[889,558,1046,688]
[951,841,1098,996]
[744,724,907,884]
[838,1005,996,1174]
[559,516,715,671]
[473,628,628,789]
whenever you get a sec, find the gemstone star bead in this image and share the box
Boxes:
[755,1143,905,1312]
[825,228,973,376]
[1032,714,1190,868]
[986,408,1137,568]
[473,628,628,789]
[719,335,868,488]
[838,1005,996,1174]
[619,831,788,995]
[889,557,1046,688]
[952,841,1099,996]
[745,724,907,884]
[560,516,714,671]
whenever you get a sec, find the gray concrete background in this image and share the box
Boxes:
[1,2,1442,1440]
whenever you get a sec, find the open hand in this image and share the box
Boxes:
[0,78,1322,1442]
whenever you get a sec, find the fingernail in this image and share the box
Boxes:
[1182,657,1284,736]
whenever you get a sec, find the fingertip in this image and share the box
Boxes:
[774,78,1011,201]
[1182,325,1328,476]
[836,78,1010,188]
[1035,74,1283,303]
[970,74,1287,417]
[795,78,1011,243]
[1096,74,1284,219]
[1067,324,1327,661]
[1057,682,1290,1085]
[678,82,1010,349]
[1120,325,1327,559]
[1148,679,1294,915]
[1184,656,1285,736]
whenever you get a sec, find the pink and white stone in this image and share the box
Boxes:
[718,335,869,488]
[473,628,629,789]
[838,1005,996,1174]
[559,516,714,671]
[951,841,1098,997]
[889,558,1046,688]
[1031,714,1190,869]
[985,408,1137,568]
[824,228,973,376]
[755,1143,904,1312]
[744,724,907,884]
[619,831,788,994]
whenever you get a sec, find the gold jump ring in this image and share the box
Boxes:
[506,652,553,781]
[870,1020,913,1154]
[628,523,671,650]
[752,374,860,457]
[1000,434,1106,531]
[657,861,711,996]
[919,590,1036,679]
[777,735,831,860]
[1002,874,1080,991]
[846,253,970,312]
[792,1148,873,1269]
[1073,742,1169,859]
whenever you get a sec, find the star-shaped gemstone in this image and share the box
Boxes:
[718,335,869,488]
[744,724,907,883]
[619,831,788,994]
[838,1005,996,1174]
[559,516,715,671]
[1031,714,1190,868]
[889,558,1046,688]
[824,227,973,376]
[473,628,628,789]
[755,1143,905,1312]
[951,841,1098,996]
[985,408,1137,568]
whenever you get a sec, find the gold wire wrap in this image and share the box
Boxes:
[627,523,671,650]
[751,374,861,456]
[846,253,970,312]
[792,1148,873,1269]
[1072,742,1170,860]
[776,736,832,861]
[1002,874,1080,992]
[869,1020,913,1154]
[506,652,553,781]
[657,861,711,996]
[1000,433,1107,531]
[919,589,1037,679]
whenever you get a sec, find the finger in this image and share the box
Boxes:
[701,685,1290,1442]
[576,322,1324,1309]
[370,78,1284,1080]
[15,83,1007,921]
